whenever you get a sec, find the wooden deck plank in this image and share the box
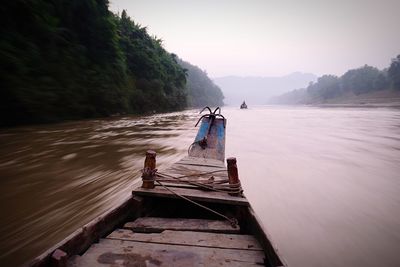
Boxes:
[67,238,265,267]
[175,156,226,168]
[164,164,228,178]
[123,217,240,234]
[159,166,228,183]
[132,186,249,206]
[162,158,227,180]
[156,157,229,190]
[107,229,262,251]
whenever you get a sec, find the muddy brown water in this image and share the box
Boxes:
[1,106,399,267]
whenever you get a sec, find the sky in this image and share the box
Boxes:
[109,0,400,78]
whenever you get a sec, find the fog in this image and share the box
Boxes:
[2,1,400,266]
[110,0,400,78]
[214,72,317,106]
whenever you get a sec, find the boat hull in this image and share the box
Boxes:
[26,109,286,267]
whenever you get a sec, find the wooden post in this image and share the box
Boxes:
[141,150,156,189]
[50,249,67,267]
[227,157,241,196]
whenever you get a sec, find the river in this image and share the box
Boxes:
[0,106,399,267]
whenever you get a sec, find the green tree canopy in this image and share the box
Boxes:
[177,59,224,107]
[303,64,390,101]
[341,65,388,95]
[388,55,400,90]
[1,3,221,126]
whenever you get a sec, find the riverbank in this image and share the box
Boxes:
[316,89,400,108]
[269,89,400,108]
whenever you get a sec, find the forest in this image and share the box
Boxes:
[178,58,224,107]
[271,55,400,104]
[0,0,224,126]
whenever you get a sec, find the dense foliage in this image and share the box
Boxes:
[271,55,400,104]
[178,59,224,107]
[388,55,400,90]
[1,0,130,125]
[116,10,188,113]
[0,1,223,126]
[306,65,390,101]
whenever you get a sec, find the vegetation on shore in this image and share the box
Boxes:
[0,0,223,127]
[270,55,400,104]
[178,58,224,107]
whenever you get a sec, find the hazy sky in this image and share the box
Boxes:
[109,0,400,78]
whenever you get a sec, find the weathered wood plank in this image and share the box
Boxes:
[26,196,142,267]
[164,164,228,178]
[159,167,228,183]
[175,156,226,168]
[67,238,265,267]
[155,157,229,192]
[189,118,226,161]
[123,217,240,234]
[107,229,262,251]
[153,156,230,192]
[132,185,249,206]
[152,182,201,189]
[163,158,227,178]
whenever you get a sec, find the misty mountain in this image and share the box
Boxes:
[269,59,400,105]
[213,72,317,106]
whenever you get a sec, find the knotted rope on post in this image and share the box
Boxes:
[139,150,244,229]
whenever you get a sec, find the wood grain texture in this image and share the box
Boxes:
[176,156,226,168]
[27,196,142,267]
[132,186,249,206]
[67,238,265,267]
[189,118,226,161]
[156,157,228,187]
[107,229,262,251]
[123,217,240,234]
[161,164,228,181]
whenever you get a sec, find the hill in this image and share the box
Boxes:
[269,57,400,106]
[0,1,222,126]
[178,59,224,107]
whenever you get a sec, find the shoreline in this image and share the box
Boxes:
[268,89,400,108]
[312,102,400,108]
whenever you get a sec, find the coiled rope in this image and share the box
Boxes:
[155,170,243,195]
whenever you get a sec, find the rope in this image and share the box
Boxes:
[187,141,197,154]
[155,180,238,228]
[187,139,205,154]
[142,168,243,195]
[155,170,243,194]
[157,169,225,179]
[141,166,243,228]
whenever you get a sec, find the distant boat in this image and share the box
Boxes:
[240,101,248,109]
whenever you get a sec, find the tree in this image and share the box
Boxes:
[317,75,341,99]
[115,10,188,112]
[177,58,224,107]
[341,65,387,95]
[0,4,220,126]
[388,55,400,90]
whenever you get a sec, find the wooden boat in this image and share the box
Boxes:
[27,107,286,267]
[240,101,248,109]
